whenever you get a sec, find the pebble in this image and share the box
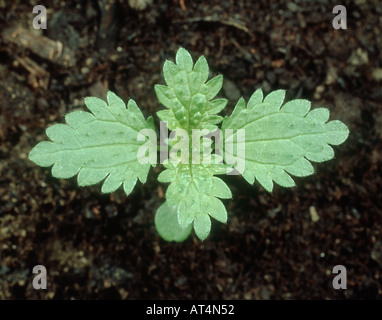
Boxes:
[287,2,301,12]
[325,65,338,85]
[314,85,325,100]
[348,48,369,66]
[371,68,382,81]
[85,57,93,66]
[128,0,153,10]
[309,206,320,223]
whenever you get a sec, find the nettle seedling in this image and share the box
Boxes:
[29,48,349,242]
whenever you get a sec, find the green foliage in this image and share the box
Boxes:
[155,48,227,132]
[29,48,349,242]
[29,91,155,195]
[154,202,192,242]
[221,89,349,192]
[157,159,231,241]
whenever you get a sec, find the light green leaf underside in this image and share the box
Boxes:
[222,88,349,192]
[158,159,231,241]
[29,91,155,196]
[155,47,227,132]
[154,202,192,242]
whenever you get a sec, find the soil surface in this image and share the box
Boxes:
[0,0,382,299]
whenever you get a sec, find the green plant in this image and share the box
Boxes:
[29,48,349,242]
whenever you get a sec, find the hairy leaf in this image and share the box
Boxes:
[29,91,155,196]
[158,158,231,241]
[155,48,227,132]
[222,88,349,192]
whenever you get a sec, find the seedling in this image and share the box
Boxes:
[29,48,349,242]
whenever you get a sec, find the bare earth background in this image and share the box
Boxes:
[0,0,381,299]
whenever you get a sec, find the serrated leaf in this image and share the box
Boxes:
[29,91,155,196]
[155,49,232,241]
[155,202,192,242]
[222,88,349,192]
[158,159,230,241]
[156,48,225,132]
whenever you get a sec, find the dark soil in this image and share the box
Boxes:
[1,0,382,300]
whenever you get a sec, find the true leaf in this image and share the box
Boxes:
[29,91,155,196]
[221,88,349,192]
[157,158,231,241]
[155,48,227,132]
